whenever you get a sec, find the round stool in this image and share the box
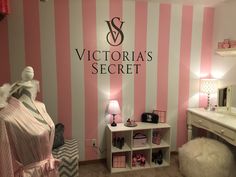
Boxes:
[178,138,236,177]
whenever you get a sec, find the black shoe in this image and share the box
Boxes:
[120,137,124,149]
[152,153,157,163]
[156,150,163,165]
[113,137,117,147]
[116,137,121,149]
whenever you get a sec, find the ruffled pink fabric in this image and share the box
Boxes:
[15,158,60,177]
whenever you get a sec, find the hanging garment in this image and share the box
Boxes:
[0,97,60,177]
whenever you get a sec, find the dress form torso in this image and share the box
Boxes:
[18,89,48,125]
[0,97,59,177]
[0,66,59,177]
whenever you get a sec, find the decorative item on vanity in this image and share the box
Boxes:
[200,78,217,111]
[218,39,236,49]
[141,112,159,123]
[124,118,137,127]
[108,100,120,127]
[133,133,147,147]
[216,39,236,56]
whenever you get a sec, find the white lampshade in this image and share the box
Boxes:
[200,79,217,94]
[108,100,120,115]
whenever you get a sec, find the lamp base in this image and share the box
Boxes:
[205,93,212,111]
[111,121,117,127]
[111,114,117,126]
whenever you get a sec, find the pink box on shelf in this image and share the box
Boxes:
[152,110,166,123]
[112,154,126,168]
[133,133,147,147]
[223,43,230,48]
[152,132,161,145]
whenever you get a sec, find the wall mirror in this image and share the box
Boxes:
[217,85,236,115]
[230,85,236,115]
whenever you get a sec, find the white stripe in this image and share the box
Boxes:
[146,1,159,112]
[39,0,58,123]
[96,0,110,159]
[167,4,182,151]
[122,0,135,121]
[8,0,25,82]
[69,0,85,161]
[189,5,204,108]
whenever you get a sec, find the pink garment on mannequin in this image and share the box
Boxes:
[0,97,59,177]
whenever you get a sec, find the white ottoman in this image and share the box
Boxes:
[178,138,236,177]
[52,139,79,177]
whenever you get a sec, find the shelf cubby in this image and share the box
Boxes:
[106,122,171,173]
[151,147,170,167]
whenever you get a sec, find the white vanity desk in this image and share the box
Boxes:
[187,108,236,146]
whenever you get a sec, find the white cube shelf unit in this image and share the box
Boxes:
[106,122,171,173]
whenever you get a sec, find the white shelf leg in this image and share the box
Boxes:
[187,124,192,141]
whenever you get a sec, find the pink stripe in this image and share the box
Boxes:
[23,0,43,100]
[0,17,10,84]
[157,4,171,116]
[54,0,72,139]
[177,6,193,148]
[199,7,214,107]
[134,1,148,121]
[82,0,98,160]
[109,0,123,123]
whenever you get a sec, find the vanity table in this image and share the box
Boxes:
[187,108,236,146]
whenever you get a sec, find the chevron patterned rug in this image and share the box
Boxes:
[52,139,79,177]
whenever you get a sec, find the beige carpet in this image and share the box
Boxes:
[79,154,183,177]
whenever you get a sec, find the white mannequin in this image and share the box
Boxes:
[22,66,34,81]
[0,67,37,110]
[11,66,46,124]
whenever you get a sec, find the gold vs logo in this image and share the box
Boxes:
[106,17,124,46]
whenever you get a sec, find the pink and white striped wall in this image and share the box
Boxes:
[0,0,214,161]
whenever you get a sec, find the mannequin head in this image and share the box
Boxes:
[21,66,34,82]
[11,66,39,101]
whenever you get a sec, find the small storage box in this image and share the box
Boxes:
[112,154,126,168]
[133,133,147,147]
